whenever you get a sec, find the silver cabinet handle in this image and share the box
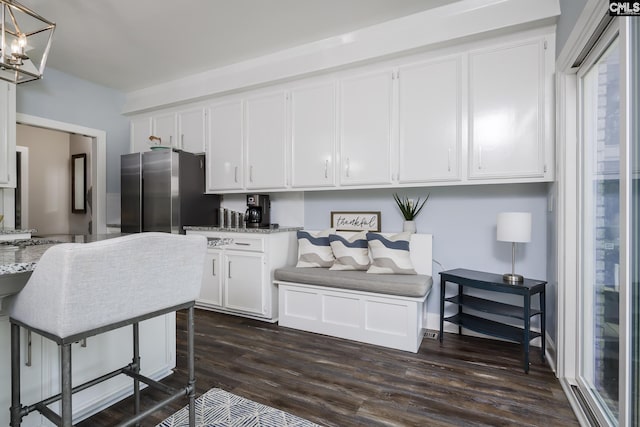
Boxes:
[234,242,251,246]
[81,338,87,348]
[169,135,173,146]
[25,330,32,367]
[181,134,184,148]
[249,165,254,183]
[346,158,350,178]
[447,148,451,172]
[234,166,238,183]
[478,145,482,170]
[228,261,232,278]
[212,258,216,276]
[325,160,328,179]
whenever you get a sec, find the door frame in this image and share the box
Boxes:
[15,114,107,234]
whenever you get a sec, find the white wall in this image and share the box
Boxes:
[16,68,129,195]
[17,125,71,235]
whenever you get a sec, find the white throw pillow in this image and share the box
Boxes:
[328,231,370,271]
[295,229,336,268]
[366,232,417,275]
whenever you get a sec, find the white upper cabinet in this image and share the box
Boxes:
[398,57,462,183]
[0,81,16,187]
[468,39,546,179]
[245,92,288,190]
[177,108,207,153]
[290,82,336,188]
[130,116,152,153]
[339,70,393,186]
[207,100,244,192]
[152,112,177,148]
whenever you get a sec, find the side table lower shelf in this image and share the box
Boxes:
[444,313,541,344]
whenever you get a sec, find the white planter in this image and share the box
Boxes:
[403,220,416,234]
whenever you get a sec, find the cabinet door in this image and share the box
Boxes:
[245,92,288,189]
[398,58,461,183]
[0,81,16,187]
[224,252,265,316]
[339,70,393,186]
[290,82,336,188]
[468,40,545,179]
[207,100,244,191]
[199,250,223,307]
[178,108,207,153]
[152,112,177,148]
[130,116,152,153]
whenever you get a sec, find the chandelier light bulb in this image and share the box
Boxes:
[11,38,20,55]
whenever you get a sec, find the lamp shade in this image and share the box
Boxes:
[497,212,532,243]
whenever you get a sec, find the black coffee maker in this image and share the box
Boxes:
[245,194,270,228]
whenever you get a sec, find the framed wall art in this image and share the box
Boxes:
[330,211,381,232]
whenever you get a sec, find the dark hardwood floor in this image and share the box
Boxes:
[79,309,578,427]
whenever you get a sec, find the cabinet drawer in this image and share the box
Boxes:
[227,237,264,252]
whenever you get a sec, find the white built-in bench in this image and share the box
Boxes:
[274,233,433,353]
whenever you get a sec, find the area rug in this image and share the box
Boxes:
[156,388,322,427]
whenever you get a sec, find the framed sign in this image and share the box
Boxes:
[331,211,381,232]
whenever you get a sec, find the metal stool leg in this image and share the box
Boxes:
[61,343,73,427]
[188,306,196,427]
[133,322,141,427]
[10,323,22,427]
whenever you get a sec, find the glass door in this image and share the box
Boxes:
[578,24,620,424]
[630,17,639,427]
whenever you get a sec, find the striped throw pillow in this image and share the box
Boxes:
[295,229,336,268]
[366,232,417,275]
[328,232,370,271]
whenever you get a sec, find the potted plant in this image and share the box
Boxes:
[393,193,429,233]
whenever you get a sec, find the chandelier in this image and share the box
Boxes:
[0,0,55,84]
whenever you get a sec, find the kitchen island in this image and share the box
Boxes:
[0,234,178,426]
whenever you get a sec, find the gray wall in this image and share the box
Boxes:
[15,68,129,193]
[556,0,589,56]
[304,183,551,336]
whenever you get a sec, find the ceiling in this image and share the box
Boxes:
[18,0,455,93]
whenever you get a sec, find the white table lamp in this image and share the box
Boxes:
[497,212,532,283]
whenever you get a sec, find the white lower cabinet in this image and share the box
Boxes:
[188,231,297,322]
[199,250,224,307]
[1,312,175,426]
[224,252,265,315]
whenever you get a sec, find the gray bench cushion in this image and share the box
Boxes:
[274,266,432,298]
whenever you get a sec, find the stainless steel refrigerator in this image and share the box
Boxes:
[121,150,220,233]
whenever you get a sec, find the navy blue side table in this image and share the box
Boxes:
[439,268,546,373]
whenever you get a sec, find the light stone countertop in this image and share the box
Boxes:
[184,226,302,234]
[0,234,126,276]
